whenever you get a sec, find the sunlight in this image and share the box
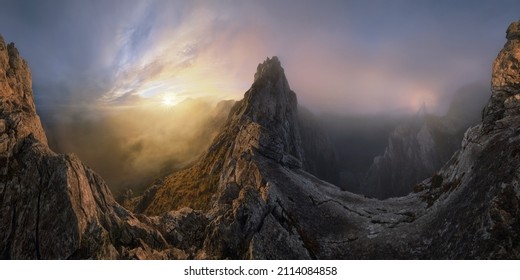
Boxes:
[162,96,174,107]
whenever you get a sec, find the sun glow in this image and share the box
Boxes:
[162,96,174,107]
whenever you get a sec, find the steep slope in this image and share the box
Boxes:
[0,34,202,260]
[131,57,304,215]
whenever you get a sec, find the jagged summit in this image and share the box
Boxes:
[131,56,304,216]
[241,56,303,164]
[242,56,295,123]
[253,56,284,83]
[0,35,47,147]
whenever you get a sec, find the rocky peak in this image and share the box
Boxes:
[0,35,47,150]
[253,56,285,83]
[483,20,520,124]
[241,57,295,123]
[506,21,520,40]
[234,56,303,165]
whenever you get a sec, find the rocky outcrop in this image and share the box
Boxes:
[2,21,520,260]
[484,21,520,124]
[0,34,201,259]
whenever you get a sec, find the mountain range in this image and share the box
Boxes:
[1,21,519,259]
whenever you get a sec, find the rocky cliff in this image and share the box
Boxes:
[0,34,201,259]
[2,21,520,259]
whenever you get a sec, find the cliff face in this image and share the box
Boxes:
[2,21,520,260]
[484,21,520,124]
[0,35,200,259]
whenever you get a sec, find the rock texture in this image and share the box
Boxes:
[2,21,520,260]
[484,21,520,124]
[0,34,201,260]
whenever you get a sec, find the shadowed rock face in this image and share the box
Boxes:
[2,21,520,260]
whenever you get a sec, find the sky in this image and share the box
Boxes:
[0,0,519,114]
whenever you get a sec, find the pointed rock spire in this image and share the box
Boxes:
[254,56,285,83]
[235,56,303,165]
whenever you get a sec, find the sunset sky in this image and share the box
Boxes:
[1,0,519,114]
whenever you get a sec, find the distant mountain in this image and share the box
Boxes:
[1,21,520,259]
[317,113,408,193]
[362,84,489,199]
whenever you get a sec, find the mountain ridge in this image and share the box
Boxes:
[1,21,520,259]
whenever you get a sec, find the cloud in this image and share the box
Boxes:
[2,0,516,114]
[42,97,236,193]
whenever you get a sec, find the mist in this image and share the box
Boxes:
[40,98,234,194]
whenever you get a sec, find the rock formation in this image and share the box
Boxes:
[1,20,520,259]
[0,34,200,260]
[483,21,520,125]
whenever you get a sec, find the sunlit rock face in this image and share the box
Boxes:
[484,21,520,124]
[2,20,520,260]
